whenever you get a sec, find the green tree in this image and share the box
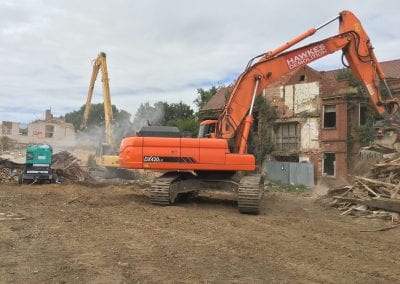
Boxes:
[133,101,198,136]
[166,119,198,136]
[336,68,360,87]
[65,103,133,147]
[165,102,194,122]
[338,69,377,149]
[356,112,375,146]
[194,86,217,110]
[64,108,83,131]
[253,95,277,165]
[65,103,132,131]
[132,102,165,129]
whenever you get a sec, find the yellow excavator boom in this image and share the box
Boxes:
[81,52,120,169]
[81,52,115,149]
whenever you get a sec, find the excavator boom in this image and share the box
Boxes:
[81,52,115,149]
[81,52,119,169]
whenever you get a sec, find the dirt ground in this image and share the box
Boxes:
[0,182,399,284]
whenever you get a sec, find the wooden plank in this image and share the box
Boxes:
[0,217,26,221]
[391,183,400,199]
[63,159,78,170]
[358,181,380,198]
[340,208,353,215]
[334,196,400,213]
[353,176,396,190]
[360,224,400,232]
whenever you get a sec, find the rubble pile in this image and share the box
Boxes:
[52,151,95,183]
[327,156,400,222]
[0,158,24,183]
[0,168,14,182]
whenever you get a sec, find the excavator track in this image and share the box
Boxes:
[150,174,178,206]
[237,174,264,214]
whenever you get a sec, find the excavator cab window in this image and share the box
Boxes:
[198,120,217,138]
[102,144,115,155]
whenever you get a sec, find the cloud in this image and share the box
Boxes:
[1,0,399,123]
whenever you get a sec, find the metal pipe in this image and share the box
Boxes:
[316,15,340,31]
[383,79,394,98]
[249,76,261,115]
[238,76,261,154]
[265,14,339,59]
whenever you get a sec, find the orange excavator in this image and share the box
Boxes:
[119,11,399,214]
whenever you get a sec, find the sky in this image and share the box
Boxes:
[1,0,399,123]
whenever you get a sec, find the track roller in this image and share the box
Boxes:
[237,174,264,214]
[150,174,177,206]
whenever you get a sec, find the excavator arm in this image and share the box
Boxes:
[214,10,399,153]
[81,52,115,149]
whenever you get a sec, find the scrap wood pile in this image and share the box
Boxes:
[0,168,16,182]
[52,151,95,183]
[0,158,23,183]
[327,156,400,222]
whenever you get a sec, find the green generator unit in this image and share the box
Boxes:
[19,144,54,184]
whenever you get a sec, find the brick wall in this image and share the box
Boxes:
[303,151,322,182]
[321,100,348,142]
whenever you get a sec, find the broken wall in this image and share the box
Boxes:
[300,117,319,151]
[1,121,20,137]
[27,121,76,147]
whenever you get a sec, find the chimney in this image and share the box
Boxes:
[45,109,53,122]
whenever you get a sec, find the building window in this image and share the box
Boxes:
[323,153,335,176]
[274,155,299,162]
[299,75,306,82]
[45,125,54,138]
[276,123,299,151]
[2,126,11,135]
[323,105,336,128]
[19,123,28,136]
[359,104,367,126]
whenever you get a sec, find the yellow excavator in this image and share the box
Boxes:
[81,52,119,168]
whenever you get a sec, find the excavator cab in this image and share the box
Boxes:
[198,120,217,138]
[94,143,119,168]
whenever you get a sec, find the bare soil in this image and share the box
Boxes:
[0,183,399,283]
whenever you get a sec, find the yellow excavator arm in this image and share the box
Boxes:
[81,52,115,149]
[81,52,120,169]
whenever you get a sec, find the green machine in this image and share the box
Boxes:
[19,144,54,184]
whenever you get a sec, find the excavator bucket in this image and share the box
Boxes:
[359,117,400,159]
[375,114,400,150]
[375,129,398,150]
[359,128,399,160]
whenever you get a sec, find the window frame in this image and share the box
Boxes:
[323,104,337,129]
